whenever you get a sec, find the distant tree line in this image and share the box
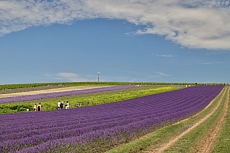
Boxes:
[0,81,227,91]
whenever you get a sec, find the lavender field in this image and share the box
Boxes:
[0,86,223,153]
[0,85,136,104]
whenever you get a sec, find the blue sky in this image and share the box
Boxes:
[1,0,230,84]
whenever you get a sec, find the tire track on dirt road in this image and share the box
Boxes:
[147,86,227,153]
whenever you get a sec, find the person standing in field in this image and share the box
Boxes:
[65,101,69,109]
[33,103,37,112]
[58,101,61,109]
[37,103,41,111]
[87,99,90,106]
[60,101,64,109]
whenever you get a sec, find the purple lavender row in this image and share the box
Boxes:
[0,87,222,152]
[0,86,224,152]
[0,86,221,134]
[16,91,220,153]
[0,94,193,133]
[0,86,222,136]
[0,85,136,104]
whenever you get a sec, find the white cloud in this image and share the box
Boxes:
[205,50,230,55]
[158,72,171,77]
[148,72,171,78]
[1,0,230,49]
[203,61,224,64]
[156,54,176,57]
[45,72,90,82]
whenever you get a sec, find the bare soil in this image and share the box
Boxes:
[147,87,229,153]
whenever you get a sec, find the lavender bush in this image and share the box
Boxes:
[0,86,223,153]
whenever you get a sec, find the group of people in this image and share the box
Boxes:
[31,98,92,112]
[58,101,69,109]
[57,99,91,110]
[77,99,90,108]
[32,99,91,112]
[33,103,41,112]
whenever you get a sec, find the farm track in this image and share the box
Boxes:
[193,86,229,153]
[147,86,228,153]
[0,86,109,98]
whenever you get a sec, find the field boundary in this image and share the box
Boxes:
[193,86,229,152]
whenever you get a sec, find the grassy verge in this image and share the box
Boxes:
[212,88,230,152]
[0,85,179,114]
[105,87,226,153]
[164,87,228,152]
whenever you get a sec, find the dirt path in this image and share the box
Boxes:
[0,86,109,98]
[148,86,228,153]
[193,86,229,153]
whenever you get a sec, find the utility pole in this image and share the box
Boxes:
[98,72,100,82]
